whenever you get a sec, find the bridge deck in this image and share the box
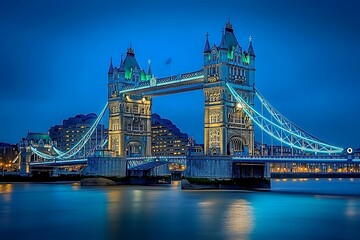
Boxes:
[129,161,169,171]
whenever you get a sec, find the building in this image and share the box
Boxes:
[107,47,152,157]
[203,21,256,156]
[151,113,190,156]
[0,142,19,166]
[49,113,107,155]
[107,21,256,157]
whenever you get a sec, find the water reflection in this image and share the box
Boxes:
[1,181,360,240]
[0,184,13,202]
[345,200,357,218]
[225,199,253,239]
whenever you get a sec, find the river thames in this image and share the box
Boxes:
[1,178,360,240]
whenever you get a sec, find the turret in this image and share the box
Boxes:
[203,33,211,66]
[247,36,256,86]
[108,57,114,75]
[119,54,124,72]
[247,36,255,57]
[147,59,152,78]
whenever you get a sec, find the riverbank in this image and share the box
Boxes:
[271,172,360,178]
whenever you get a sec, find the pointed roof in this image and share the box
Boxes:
[123,45,140,79]
[203,32,211,53]
[248,36,255,57]
[147,59,152,76]
[108,57,114,74]
[219,30,227,50]
[119,54,125,72]
[220,20,239,50]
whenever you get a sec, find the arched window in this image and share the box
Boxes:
[132,105,138,113]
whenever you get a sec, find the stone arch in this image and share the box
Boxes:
[227,136,246,155]
[210,148,219,156]
[125,140,144,157]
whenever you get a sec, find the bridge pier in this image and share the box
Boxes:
[85,156,127,177]
[19,146,31,176]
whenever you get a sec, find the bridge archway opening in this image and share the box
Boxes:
[211,148,219,155]
[152,89,204,144]
[126,141,143,157]
[228,136,244,155]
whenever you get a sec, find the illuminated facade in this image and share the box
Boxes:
[49,113,107,152]
[151,114,190,156]
[107,21,255,157]
[107,47,152,157]
[203,21,255,155]
[0,142,18,165]
[19,132,53,174]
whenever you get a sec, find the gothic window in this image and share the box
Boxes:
[234,111,243,124]
[133,122,140,131]
[228,112,234,122]
[216,93,220,101]
[212,54,216,61]
[112,123,119,130]
[126,106,130,113]
[210,113,220,123]
[127,124,131,131]
[111,136,119,153]
[132,105,138,113]
[209,130,220,147]
[141,108,145,114]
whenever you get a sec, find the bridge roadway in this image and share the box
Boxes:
[29,159,87,167]
[118,70,204,96]
[28,155,359,167]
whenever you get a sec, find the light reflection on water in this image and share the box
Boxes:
[0,179,359,240]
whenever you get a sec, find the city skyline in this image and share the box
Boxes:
[1,0,359,149]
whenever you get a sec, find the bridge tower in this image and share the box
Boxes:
[107,47,152,157]
[203,21,256,155]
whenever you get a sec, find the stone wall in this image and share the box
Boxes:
[184,156,233,179]
[85,157,127,177]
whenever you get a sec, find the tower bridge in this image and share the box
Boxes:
[108,20,257,157]
[20,21,355,181]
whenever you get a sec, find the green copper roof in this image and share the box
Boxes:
[224,29,239,51]
[123,47,140,79]
[26,132,52,142]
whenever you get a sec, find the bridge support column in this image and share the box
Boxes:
[19,147,31,176]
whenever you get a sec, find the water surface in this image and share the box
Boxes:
[1,179,360,240]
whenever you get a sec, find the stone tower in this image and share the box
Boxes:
[107,47,152,157]
[203,21,256,155]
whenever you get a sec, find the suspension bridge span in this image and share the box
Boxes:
[19,21,355,180]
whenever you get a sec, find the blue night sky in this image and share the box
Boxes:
[0,0,359,149]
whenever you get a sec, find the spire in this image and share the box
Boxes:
[219,30,227,50]
[127,44,135,57]
[225,19,233,33]
[248,35,255,57]
[147,59,152,76]
[108,57,114,74]
[119,54,125,72]
[203,32,211,53]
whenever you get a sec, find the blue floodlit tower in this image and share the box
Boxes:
[107,47,152,157]
[203,21,256,155]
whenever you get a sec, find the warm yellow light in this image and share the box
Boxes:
[236,103,242,109]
